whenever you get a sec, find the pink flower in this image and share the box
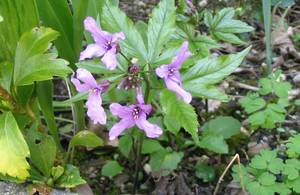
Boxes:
[80,17,125,70]
[109,92,162,140]
[156,41,192,103]
[71,68,109,125]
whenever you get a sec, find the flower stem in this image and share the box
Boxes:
[119,51,131,64]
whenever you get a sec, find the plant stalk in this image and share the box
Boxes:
[262,0,273,74]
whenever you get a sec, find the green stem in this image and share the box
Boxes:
[119,51,132,64]
[262,0,273,74]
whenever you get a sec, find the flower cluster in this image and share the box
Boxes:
[72,17,192,140]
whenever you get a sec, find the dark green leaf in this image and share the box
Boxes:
[56,164,86,188]
[195,163,216,182]
[118,134,133,158]
[198,135,228,154]
[101,160,123,177]
[142,139,163,154]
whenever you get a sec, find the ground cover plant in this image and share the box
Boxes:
[0,0,299,194]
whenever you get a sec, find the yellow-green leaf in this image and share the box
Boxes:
[0,112,30,180]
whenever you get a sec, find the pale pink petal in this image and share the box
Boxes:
[109,103,132,118]
[112,32,125,42]
[170,41,191,69]
[136,87,145,104]
[165,79,192,104]
[136,114,162,138]
[109,118,135,140]
[76,68,98,88]
[71,77,91,92]
[79,44,105,61]
[84,17,111,45]
[155,64,169,79]
[139,104,152,115]
[101,47,118,70]
[86,92,106,125]
[170,71,182,85]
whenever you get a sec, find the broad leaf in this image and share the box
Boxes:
[198,135,228,154]
[13,27,72,86]
[147,0,176,63]
[0,112,30,180]
[142,139,163,154]
[70,130,103,148]
[183,47,251,101]
[160,90,199,142]
[56,164,86,188]
[101,160,123,177]
[118,134,133,158]
[102,1,147,61]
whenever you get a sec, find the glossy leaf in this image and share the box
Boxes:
[70,130,104,148]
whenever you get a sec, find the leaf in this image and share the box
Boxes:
[51,166,64,180]
[202,116,241,139]
[198,135,228,154]
[56,164,86,188]
[26,131,57,177]
[101,160,123,177]
[142,139,163,154]
[13,27,72,86]
[53,92,88,107]
[204,8,254,44]
[160,90,199,142]
[118,134,133,158]
[147,0,176,63]
[258,172,276,186]
[70,130,104,148]
[163,115,181,135]
[272,0,295,7]
[239,93,266,114]
[195,163,216,182]
[102,1,147,61]
[183,47,251,101]
[0,112,30,180]
[286,134,300,158]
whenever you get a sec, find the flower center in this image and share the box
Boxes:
[106,41,112,50]
[132,107,141,120]
[91,87,100,94]
[168,68,175,76]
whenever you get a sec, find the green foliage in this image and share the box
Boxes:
[0,112,30,181]
[118,134,133,158]
[142,139,163,154]
[194,163,216,182]
[160,90,199,142]
[183,47,251,101]
[198,116,241,154]
[101,160,124,177]
[70,130,104,148]
[286,134,300,158]
[55,164,86,188]
[204,8,254,44]
[272,0,295,8]
[239,71,292,129]
[13,27,72,86]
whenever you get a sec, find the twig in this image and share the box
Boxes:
[231,81,259,91]
[213,154,245,195]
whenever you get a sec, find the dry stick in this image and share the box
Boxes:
[213,154,246,195]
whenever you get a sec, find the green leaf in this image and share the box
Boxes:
[250,150,284,174]
[118,134,133,158]
[202,116,241,139]
[183,47,251,101]
[51,166,64,180]
[272,0,295,7]
[142,139,163,154]
[26,131,57,177]
[101,160,123,177]
[102,1,147,61]
[239,93,266,114]
[282,159,300,180]
[295,99,300,106]
[258,172,276,186]
[13,27,72,86]
[198,135,228,154]
[286,134,300,158]
[259,78,273,95]
[53,92,88,107]
[0,112,30,180]
[147,0,176,62]
[163,115,181,135]
[160,90,199,142]
[204,8,254,44]
[70,130,104,148]
[76,59,122,74]
[274,82,291,98]
[0,15,3,23]
[56,164,86,188]
[195,163,215,182]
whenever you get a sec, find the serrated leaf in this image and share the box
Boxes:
[101,1,147,61]
[239,93,266,114]
[183,47,250,101]
[147,0,176,62]
[101,160,123,177]
[0,112,30,180]
[160,90,199,142]
[142,139,163,154]
[286,134,300,158]
[56,164,86,188]
[70,130,103,148]
[13,27,72,86]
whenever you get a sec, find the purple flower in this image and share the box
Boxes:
[71,68,110,125]
[155,41,192,104]
[80,17,125,70]
[108,91,162,140]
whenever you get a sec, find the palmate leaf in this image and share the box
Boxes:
[182,47,251,101]
[160,90,199,142]
[13,27,72,86]
[147,0,176,63]
[0,112,30,180]
[102,0,147,62]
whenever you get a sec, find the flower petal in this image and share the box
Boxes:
[109,118,135,140]
[170,41,191,69]
[71,77,90,92]
[155,64,169,79]
[86,92,106,125]
[136,114,162,138]
[84,17,111,45]
[101,47,118,70]
[79,44,105,61]
[139,104,152,115]
[165,79,192,104]
[76,68,98,88]
[109,103,132,118]
[112,32,125,43]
